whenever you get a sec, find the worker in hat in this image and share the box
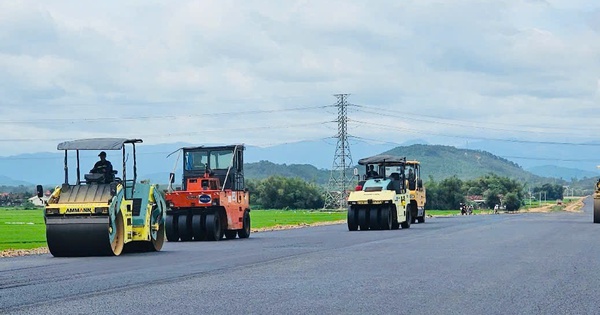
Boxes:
[90,151,114,183]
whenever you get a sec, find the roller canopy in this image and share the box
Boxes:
[57,138,143,151]
[181,144,244,151]
[358,154,406,165]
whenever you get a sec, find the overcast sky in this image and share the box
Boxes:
[0,0,599,156]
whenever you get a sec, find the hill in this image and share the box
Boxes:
[248,145,554,186]
[526,165,599,181]
[245,161,330,184]
[0,175,32,186]
[382,144,548,184]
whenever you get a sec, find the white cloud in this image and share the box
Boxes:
[0,0,599,156]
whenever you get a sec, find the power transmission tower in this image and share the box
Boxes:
[324,94,353,209]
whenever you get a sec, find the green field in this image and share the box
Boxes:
[0,208,346,251]
[0,208,46,251]
[251,210,345,228]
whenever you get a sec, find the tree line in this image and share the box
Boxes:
[245,174,565,211]
[0,175,567,211]
[425,174,564,211]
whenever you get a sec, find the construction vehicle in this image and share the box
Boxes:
[37,138,167,257]
[405,160,427,223]
[164,145,250,241]
[594,179,600,223]
[347,155,413,231]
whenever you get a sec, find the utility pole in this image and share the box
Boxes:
[324,94,353,209]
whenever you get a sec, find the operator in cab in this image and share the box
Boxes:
[366,165,379,178]
[90,151,114,183]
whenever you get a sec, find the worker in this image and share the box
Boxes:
[366,165,379,178]
[90,151,114,183]
[408,168,415,182]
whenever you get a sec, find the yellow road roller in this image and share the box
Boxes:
[347,155,412,231]
[37,138,166,257]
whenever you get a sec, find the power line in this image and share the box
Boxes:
[0,105,332,124]
[355,104,600,133]
[499,156,600,162]
[0,121,333,142]
[350,120,600,146]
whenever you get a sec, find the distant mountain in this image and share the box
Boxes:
[526,165,600,180]
[245,161,330,184]
[245,139,422,169]
[0,175,32,186]
[0,141,566,187]
[243,144,553,186]
[383,144,547,183]
[0,139,416,185]
[462,140,600,171]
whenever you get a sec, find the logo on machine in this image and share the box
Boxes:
[199,194,212,204]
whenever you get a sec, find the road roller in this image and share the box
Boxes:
[164,144,250,241]
[37,138,166,257]
[347,155,414,231]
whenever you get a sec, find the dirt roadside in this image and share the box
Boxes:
[524,197,585,213]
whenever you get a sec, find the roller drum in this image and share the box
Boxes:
[46,215,123,257]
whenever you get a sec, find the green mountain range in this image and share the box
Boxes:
[245,144,553,186]
[383,144,539,182]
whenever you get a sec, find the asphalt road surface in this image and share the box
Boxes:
[2,198,600,315]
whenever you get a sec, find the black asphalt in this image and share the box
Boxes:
[2,198,600,314]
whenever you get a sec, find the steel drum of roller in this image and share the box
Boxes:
[45,215,124,257]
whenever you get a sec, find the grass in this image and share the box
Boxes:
[251,210,346,228]
[0,208,46,251]
[0,207,346,251]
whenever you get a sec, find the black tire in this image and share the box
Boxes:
[391,208,400,230]
[380,207,392,230]
[192,214,206,241]
[178,213,192,241]
[238,210,251,239]
[594,199,600,223]
[400,208,411,229]
[347,207,358,231]
[358,208,369,230]
[417,209,425,223]
[205,213,222,241]
[409,204,416,224]
[165,214,179,242]
[225,230,237,239]
[369,208,379,230]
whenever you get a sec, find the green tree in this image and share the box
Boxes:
[503,192,521,211]
[464,174,524,209]
[425,176,465,210]
[250,176,324,209]
[533,183,564,200]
